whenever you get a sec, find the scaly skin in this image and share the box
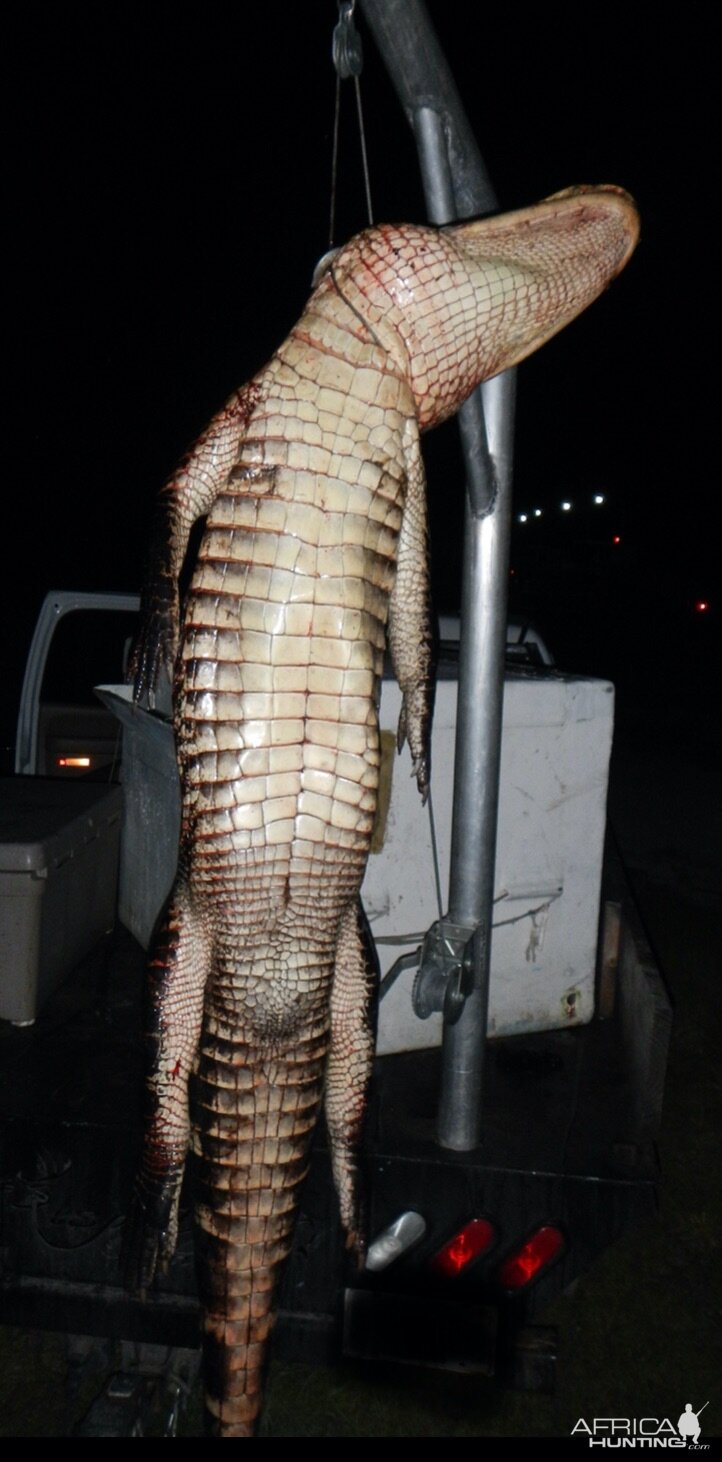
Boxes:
[125,187,639,1435]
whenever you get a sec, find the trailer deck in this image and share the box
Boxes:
[0,869,669,1391]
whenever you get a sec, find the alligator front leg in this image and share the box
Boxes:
[124,875,212,1291]
[130,381,261,702]
[325,898,378,1261]
[388,415,434,802]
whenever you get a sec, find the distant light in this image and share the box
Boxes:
[593,494,605,505]
[612,535,621,546]
[560,501,572,512]
[695,601,709,613]
[56,756,91,768]
[518,513,528,523]
[533,508,542,518]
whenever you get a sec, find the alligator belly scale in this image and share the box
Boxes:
[125,187,639,1435]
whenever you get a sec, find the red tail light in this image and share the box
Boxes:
[431,1218,496,1277]
[497,1225,564,1290]
[56,756,91,768]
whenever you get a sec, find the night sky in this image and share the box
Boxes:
[5,3,711,754]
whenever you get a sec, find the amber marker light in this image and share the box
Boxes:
[497,1224,565,1291]
[56,756,91,768]
[431,1218,496,1277]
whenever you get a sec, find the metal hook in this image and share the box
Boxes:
[333,0,363,79]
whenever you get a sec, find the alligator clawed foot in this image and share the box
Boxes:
[128,573,179,707]
[412,755,429,805]
[345,1228,367,1272]
[343,1191,368,1272]
[122,1180,180,1294]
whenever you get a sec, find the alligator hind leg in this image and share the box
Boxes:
[325,898,378,1261]
[124,875,212,1292]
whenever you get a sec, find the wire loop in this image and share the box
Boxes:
[332,0,363,79]
[328,0,373,246]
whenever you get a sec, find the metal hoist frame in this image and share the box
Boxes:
[359,0,517,1151]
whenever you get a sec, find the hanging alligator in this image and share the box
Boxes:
[125,185,639,1435]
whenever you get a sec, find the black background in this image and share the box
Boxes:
[5,3,712,750]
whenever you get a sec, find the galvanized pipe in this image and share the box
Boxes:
[360,0,516,1149]
[358,0,497,218]
[414,106,497,520]
[439,423,514,1146]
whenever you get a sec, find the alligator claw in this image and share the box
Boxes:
[122,1178,180,1294]
[343,1193,368,1272]
[396,701,407,756]
[397,693,430,803]
[128,574,179,707]
[412,755,429,806]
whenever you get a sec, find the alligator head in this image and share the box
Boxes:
[314,184,640,429]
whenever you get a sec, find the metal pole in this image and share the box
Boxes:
[440,402,514,1147]
[358,0,497,218]
[360,0,516,1149]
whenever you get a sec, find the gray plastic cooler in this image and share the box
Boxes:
[0,778,122,1024]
